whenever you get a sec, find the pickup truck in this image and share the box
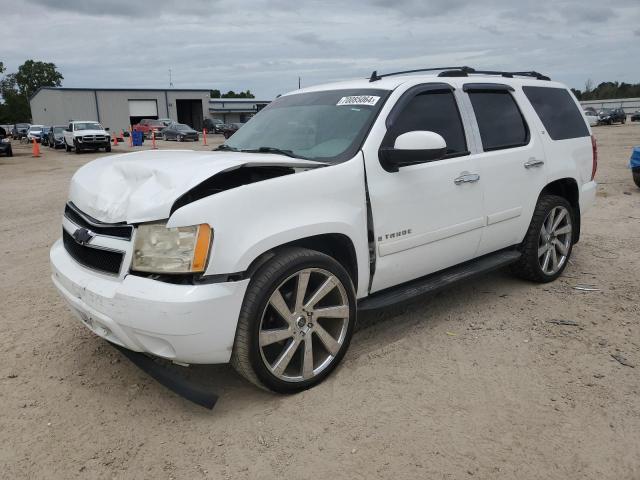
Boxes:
[51,67,597,393]
[133,119,166,139]
[63,121,111,154]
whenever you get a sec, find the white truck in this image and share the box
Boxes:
[63,121,111,154]
[50,67,597,393]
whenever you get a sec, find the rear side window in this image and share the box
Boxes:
[386,91,468,156]
[468,91,529,151]
[523,86,589,140]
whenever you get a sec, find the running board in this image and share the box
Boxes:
[358,250,521,311]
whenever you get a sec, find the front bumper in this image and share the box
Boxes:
[50,239,249,364]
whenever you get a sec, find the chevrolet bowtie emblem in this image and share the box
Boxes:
[72,227,95,245]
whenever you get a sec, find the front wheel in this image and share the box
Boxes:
[105,145,111,152]
[64,140,71,152]
[632,169,640,189]
[231,247,356,393]
[511,195,574,283]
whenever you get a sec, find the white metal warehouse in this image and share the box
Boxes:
[29,87,211,133]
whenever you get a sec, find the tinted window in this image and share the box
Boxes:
[523,86,589,140]
[469,91,529,151]
[386,91,467,156]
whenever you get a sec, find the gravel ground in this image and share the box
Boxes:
[1,125,639,479]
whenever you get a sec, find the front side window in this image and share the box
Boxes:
[384,90,468,157]
[523,86,589,140]
[225,89,390,162]
[469,90,529,151]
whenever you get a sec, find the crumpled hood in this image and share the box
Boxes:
[69,149,323,223]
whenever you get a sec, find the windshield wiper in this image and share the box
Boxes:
[241,146,306,159]
[216,144,239,151]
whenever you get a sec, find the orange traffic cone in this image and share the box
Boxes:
[32,138,41,157]
[129,127,133,147]
[113,133,118,146]
[202,128,208,146]
[151,130,157,150]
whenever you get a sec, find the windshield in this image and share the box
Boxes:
[75,122,102,130]
[30,126,43,131]
[225,89,390,162]
[175,124,191,131]
[53,127,65,133]
[148,120,164,127]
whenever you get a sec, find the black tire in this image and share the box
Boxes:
[105,145,111,152]
[65,140,71,152]
[510,195,575,283]
[74,140,81,154]
[633,169,640,189]
[7,147,12,157]
[231,247,357,393]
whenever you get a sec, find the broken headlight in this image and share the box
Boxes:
[132,223,212,274]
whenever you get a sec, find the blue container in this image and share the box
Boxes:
[630,146,640,169]
[132,130,144,147]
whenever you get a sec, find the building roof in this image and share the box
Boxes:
[30,86,210,101]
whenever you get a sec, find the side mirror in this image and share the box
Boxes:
[105,127,110,131]
[379,131,447,172]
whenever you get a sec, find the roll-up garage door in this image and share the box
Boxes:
[128,100,158,117]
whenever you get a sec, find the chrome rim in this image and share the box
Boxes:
[259,268,350,383]
[538,206,572,275]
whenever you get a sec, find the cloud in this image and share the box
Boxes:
[1,0,636,99]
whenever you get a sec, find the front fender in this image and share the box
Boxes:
[168,153,370,297]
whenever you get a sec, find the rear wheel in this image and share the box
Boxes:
[231,248,356,393]
[511,195,574,283]
[632,169,640,189]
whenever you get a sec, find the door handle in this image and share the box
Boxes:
[454,172,480,185]
[524,158,545,169]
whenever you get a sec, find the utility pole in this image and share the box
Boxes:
[169,68,174,88]
[298,76,301,89]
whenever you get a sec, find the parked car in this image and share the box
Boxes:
[0,126,12,157]
[630,146,640,188]
[598,108,626,125]
[631,110,640,122]
[50,67,597,394]
[63,121,111,154]
[40,126,52,146]
[221,122,244,139]
[47,125,67,149]
[133,119,167,139]
[11,123,30,140]
[161,123,199,141]
[27,125,45,142]
[203,118,225,134]
[583,109,599,127]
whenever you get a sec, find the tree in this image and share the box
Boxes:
[14,60,63,98]
[210,89,256,99]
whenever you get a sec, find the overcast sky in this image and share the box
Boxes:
[3,0,639,99]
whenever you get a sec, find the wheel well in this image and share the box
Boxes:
[540,178,580,243]
[246,234,359,290]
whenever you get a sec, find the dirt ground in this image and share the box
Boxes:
[1,125,639,480]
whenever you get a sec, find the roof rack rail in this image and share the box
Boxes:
[439,69,550,81]
[369,66,474,82]
[369,67,551,82]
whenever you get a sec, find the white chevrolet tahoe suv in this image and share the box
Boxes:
[63,120,111,154]
[50,67,597,393]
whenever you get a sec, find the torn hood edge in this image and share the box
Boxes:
[68,149,326,224]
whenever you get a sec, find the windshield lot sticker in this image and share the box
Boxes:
[337,95,380,106]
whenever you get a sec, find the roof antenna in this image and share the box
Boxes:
[369,70,381,82]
